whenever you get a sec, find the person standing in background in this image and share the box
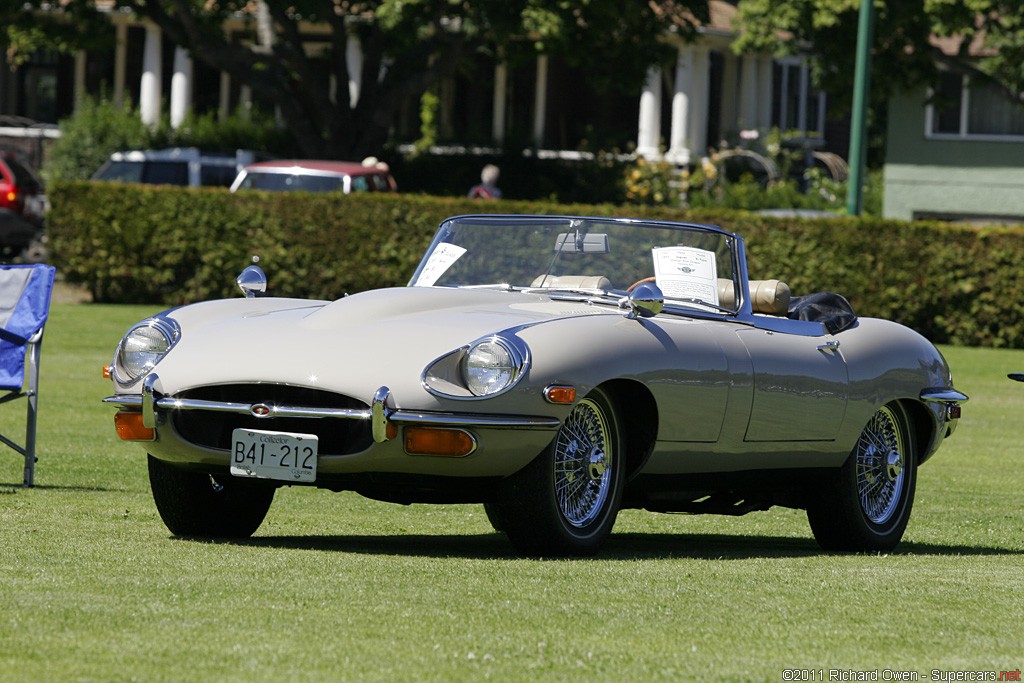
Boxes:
[468,164,502,199]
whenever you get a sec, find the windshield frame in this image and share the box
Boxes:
[409,214,753,320]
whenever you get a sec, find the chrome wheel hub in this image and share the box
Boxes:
[588,448,607,480]
[886,451,903,482]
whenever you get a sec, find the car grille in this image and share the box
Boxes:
[171,384,373,455]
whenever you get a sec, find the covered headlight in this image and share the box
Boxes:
[423,334,530,399]
[463,338,526,397]
[114,318,179,385]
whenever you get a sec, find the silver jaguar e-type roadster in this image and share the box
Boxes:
[104,214,967,556]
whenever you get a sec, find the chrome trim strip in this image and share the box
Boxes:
[389,410,559,430]
[103,386,561,434]
[919,388,969,403]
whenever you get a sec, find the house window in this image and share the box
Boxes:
[928,71,1024,139]
[775,58,826,142]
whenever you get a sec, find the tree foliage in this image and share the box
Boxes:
[733,0,1024,115]
[4,1,710,158]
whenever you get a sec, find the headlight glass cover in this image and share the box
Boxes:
[463,338,521,397]
[114,318,179,385]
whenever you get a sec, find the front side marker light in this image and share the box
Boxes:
[544,385,577,404]
[114,411,155,441]
[404,427,477,457]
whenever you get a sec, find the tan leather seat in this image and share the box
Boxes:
[718,278,791,315]
[530,275,612,289]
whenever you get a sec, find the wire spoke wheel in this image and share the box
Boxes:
[806,402,918,552]
[494,387,624,556]
[553,398,613,528]
[855,406,905,524]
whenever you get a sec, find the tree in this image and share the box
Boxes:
[732,0,1024,116]
[4,1,711,159]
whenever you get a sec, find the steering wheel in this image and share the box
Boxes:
[625,276,657,292]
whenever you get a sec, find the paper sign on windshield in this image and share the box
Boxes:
[652,247,719,305]
[413,243,467,286]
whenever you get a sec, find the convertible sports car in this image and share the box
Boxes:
[104,215,967,556]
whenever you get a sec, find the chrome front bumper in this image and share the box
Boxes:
[919,387,969,436]
[102,373,562,443]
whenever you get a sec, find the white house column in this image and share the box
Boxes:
[666,47,693,164]
[239,85,252,120]
[718,52,739,143]
[532,55,549,148]
[756,55,774,129]
[492,61,507,145]
[114,22,127,108]
[738,55,758,131]
[73,51,86,106]
[636,66,662,159]
[140,24,162,126]
[686,46,710,161]
[219,72,231,119]
[170,47,193,128]
[346,34,363,108]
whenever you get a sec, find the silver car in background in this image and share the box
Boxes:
[105,215,966,556]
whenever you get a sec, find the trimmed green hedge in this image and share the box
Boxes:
[48,182,1024,348]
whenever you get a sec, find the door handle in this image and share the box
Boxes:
[817,340,840,353]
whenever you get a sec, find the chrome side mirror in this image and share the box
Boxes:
[237,264,267,298]
[626,281,664,319]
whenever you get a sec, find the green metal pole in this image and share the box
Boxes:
[846,0,875,216]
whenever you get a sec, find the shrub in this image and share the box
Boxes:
[44,97,150,182]
[46,182,1024,348]
[622,156,680,206]
[45,98,297,184]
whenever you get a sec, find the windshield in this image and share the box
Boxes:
[238,171,347,192]
[409,215,741,314]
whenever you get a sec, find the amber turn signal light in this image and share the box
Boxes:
[102,365,112,379]
[404,427,476,457]
[114,411,155,441]
[544,385,577,404]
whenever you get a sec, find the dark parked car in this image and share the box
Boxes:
[92,148,261,188]
[0,150,47,261]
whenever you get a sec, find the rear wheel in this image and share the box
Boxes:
[495,388,624,556]
[147,455,275,538]
[807,403,917,551]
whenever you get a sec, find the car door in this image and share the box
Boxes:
[735,327,849,442]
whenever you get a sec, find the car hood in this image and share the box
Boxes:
[144,287,622,403]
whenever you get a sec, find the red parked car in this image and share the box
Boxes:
[0,150,47,261]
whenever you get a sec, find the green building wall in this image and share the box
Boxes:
[883,87,1024,222]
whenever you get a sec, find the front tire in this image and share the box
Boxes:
[495,388,624,557]
[807,403,917,551]
[148,455,275,538]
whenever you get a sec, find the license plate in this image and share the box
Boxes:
[230,428,318,483]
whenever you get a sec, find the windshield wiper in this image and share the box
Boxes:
[668,297,733,314]
[521,287,628,308]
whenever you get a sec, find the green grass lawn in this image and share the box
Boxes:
[2,303,1022,681]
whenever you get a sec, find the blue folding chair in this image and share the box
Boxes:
[0,264,56,487]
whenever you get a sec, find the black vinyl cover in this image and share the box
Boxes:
[787,292,858,335]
